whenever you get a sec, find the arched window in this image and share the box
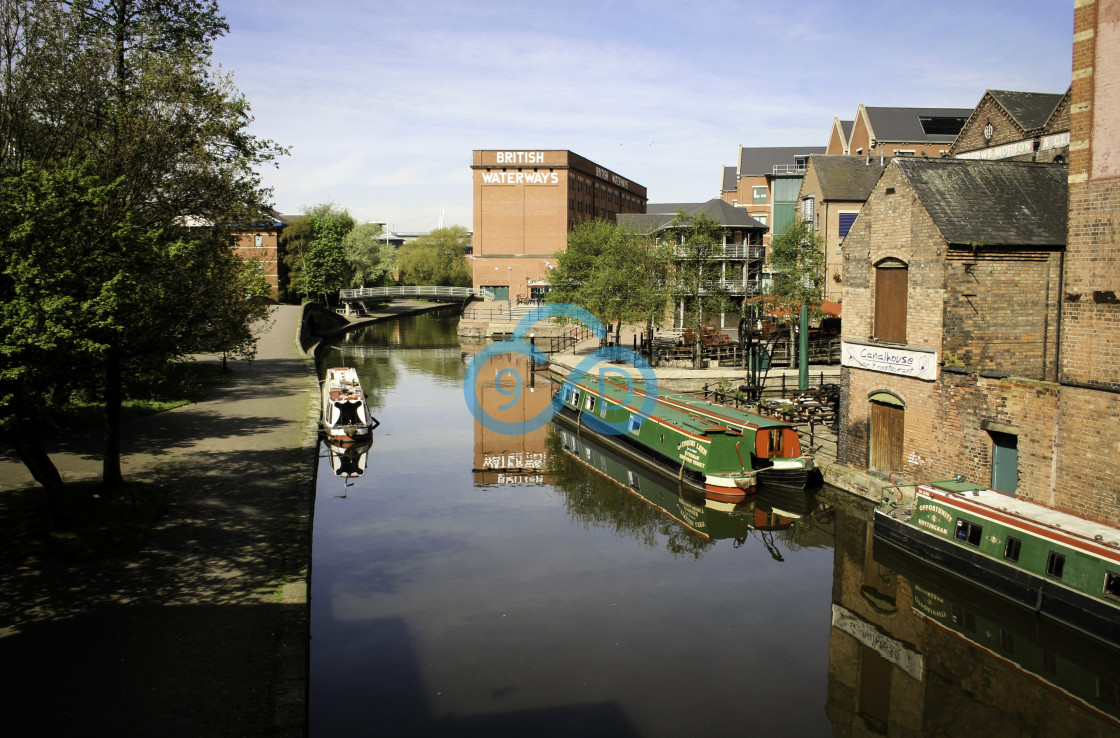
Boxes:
[874,259,908,344]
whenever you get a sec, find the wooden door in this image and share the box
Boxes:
[869,401,904,475]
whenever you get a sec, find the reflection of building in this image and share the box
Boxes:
[470,150,646,302]
[470,352,554,485]
[825,488,1120,735]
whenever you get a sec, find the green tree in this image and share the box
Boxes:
[300,215,349,303]
[765,217,826,366]
[280,203,354,300]
[668,210,732,369]
[0,0,285,506]
[344,222,396,287]
[548,219,670,347]
[396,226,472,286]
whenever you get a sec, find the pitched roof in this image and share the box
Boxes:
[738,146,826,176]
[895,159,1067,246]
[986,90,1066,132]
[721,165,737,192]
[864,106,974,143]
[621,199,767,233]
[806,155,890,201]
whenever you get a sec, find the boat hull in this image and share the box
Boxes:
[874,509,1120,646]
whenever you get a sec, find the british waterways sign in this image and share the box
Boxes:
[841,340,937,381]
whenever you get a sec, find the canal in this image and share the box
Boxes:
[311,309,1120,737]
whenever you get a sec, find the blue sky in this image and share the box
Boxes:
[213,0,1074,233]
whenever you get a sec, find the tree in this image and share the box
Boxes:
[280,203,354,300]
[765,217,826,367]
[0,0,286,507]
[300,215,348,303]
[396,226,472,286]
[344,222,396,287]
[548,219,670,347]
[668,210,732,369]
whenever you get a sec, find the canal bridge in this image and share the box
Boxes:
[339,285,495,315]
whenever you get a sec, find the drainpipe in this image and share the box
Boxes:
[799,304,809,391]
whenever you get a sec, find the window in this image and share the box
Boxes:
[874,259,908,343]
[584,395,596,412]
[754,214,768,227]
[752,186,768,204]
[894,150,916,156]
[1004,536,1022,562]
[1104,571,1120,602]
[801,196,815,224]
[838,212,858,238]
[1046,551,1066,580]
[571,389,580,407]
[955,519,983,547]
[628,415,644,433]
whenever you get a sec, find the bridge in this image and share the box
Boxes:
[338,285,496,315]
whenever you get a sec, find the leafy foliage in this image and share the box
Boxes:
[0,0,286,507]
[300,215,349,302]
[280,203,354,300]
[396,226,472,286]
[344,222,396,287]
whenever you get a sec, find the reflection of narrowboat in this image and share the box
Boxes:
[320,367,379,444]
[326,436,372,480]
[553,422,810,546]
[875,540,1120,729]
[555,376,816,502]
[875,478,1120,645]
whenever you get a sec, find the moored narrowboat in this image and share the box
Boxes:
[321,367,379,444]
[875,478,1120,645]
[555,376,816,502]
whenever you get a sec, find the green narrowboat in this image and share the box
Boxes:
[876,479,1120,645]
[555,375,816,502]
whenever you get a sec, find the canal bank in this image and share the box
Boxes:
[0,299,453,737]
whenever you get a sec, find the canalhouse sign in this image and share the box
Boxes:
[841,340,937,381]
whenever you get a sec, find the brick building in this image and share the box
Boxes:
[837,159,1067,500]
[796,156,890,303]
[951,88,1070,162]
[842,104,973,159]
[719,145,825,246]
[231,213,285,300]
[470,150,646,302]
[1054,0,1120,524]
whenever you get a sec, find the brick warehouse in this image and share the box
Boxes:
[470,150,646,301]
[837,159,1068,502]
[835,0,1120,528]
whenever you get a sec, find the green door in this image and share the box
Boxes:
[990,431,1018,494]
[490,285,509,301]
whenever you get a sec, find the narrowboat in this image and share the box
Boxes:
[320,367,379,444]
[875,478,1120,645]
[325,436,372,481]
[552,422,810,549]
[554,376,816,502]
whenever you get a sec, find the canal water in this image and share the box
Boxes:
[311,309,1120,737]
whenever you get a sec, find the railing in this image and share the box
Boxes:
[671,243,766,260]
[339,285,480,300]
[771,164,807,175]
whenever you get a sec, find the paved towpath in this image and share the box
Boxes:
[0,305,318,736]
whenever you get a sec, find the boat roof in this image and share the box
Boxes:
[568,377,794,435]
[925,482,1120,549]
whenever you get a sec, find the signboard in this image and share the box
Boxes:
[956,139,1036,160]
[841,340,937,380]
[831,605,924,680]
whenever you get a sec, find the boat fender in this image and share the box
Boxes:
[679,463,685,482]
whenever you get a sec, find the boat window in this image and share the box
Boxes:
[628,415,644,433]
[584,395,596,412]
[627,471,640,490]
[1046,551,1066,580]
[1103,571,1120,602]
[562,385,572,403]
[1004,536,1022,562]
[571,389,580,407]
[954,519,983,547]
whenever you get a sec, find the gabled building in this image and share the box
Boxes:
[845,104,973,159]
[826,118,855,155]
[719,145,826,245]
[797,156,890,303]
[950,88,1070,162]
[838,158,1067,498]
[619,198,767,330]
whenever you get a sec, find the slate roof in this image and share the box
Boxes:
[895,159,1067,246]
[721,165,737,192]
[807,155,890,201]
[620,198,768,233]
[738,146,826,176]
[986,90,1066,133]
[865,106,974,143]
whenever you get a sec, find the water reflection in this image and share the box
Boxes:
[312,312,1120,737]
[829,491,1120,736]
